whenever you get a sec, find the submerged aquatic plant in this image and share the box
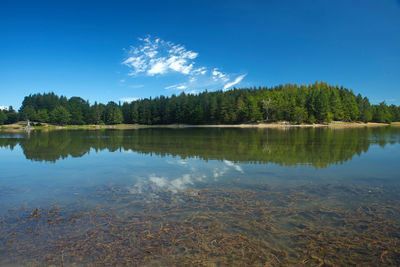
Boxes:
[1,183,399,266]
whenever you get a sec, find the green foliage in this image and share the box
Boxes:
[50,106,71,125]
[68,97,88,125]
[389,105,400,122]
[5,106,19,124]
[37,109,50,122]
[308,114,316,124]
[359,97,372,123]
[293,107,308,124]
[105,102,123,124]
[0,110,7,125]
[4,82,399,126]
[87,102,102,125]
[372,102,393,123]
[20,105,37,121]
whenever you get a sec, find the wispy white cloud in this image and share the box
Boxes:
[129,84,145,89]
[149,175,168,187]
[212,68,229,82]
[123,36,247,93]
[0,106,8,111]
[223,160,244,173]
[193,67,207,75]
[123,36,201,76]
[166,159,189,166]
[165,84,187,90]
[177,159,187,165]
[213,166,228,179]
[120,97,139,103]
[149,174,194,193]
[223,74,247,91]
[213,160,244,180]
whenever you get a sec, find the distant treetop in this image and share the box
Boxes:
[1,82,399,126]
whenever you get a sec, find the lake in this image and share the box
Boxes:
[1,127,400,266]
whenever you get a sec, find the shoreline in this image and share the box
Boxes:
[188,121,393,128]
[1,121,398,132]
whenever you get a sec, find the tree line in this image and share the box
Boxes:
[1,81,399,125]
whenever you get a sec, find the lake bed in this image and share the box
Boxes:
[1,127,400,266]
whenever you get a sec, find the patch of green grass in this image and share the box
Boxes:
[63,125,98,129]
[33,125,57,130]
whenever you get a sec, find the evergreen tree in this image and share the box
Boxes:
[37,109,50,122]
[293,106,308,124]
[0,110,7,125]
[359,97,372,122]
[50,106,71,125]
[105,102,123,124]
[20,105,37,121]
[87,102,102,124]
[372,102,392,123]
[5,106,19,124]
[7,82,400,126]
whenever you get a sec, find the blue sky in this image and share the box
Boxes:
[1,0,400,109]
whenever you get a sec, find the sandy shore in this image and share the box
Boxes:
[188,121,392,128]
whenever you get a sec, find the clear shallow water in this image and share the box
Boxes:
[1,127,400,266]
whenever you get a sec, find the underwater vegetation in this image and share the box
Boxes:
[1,183,399,266]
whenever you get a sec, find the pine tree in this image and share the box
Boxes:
[0,110,7,125]
[50,106,71,125]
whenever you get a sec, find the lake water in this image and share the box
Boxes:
[1,127,400,266]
